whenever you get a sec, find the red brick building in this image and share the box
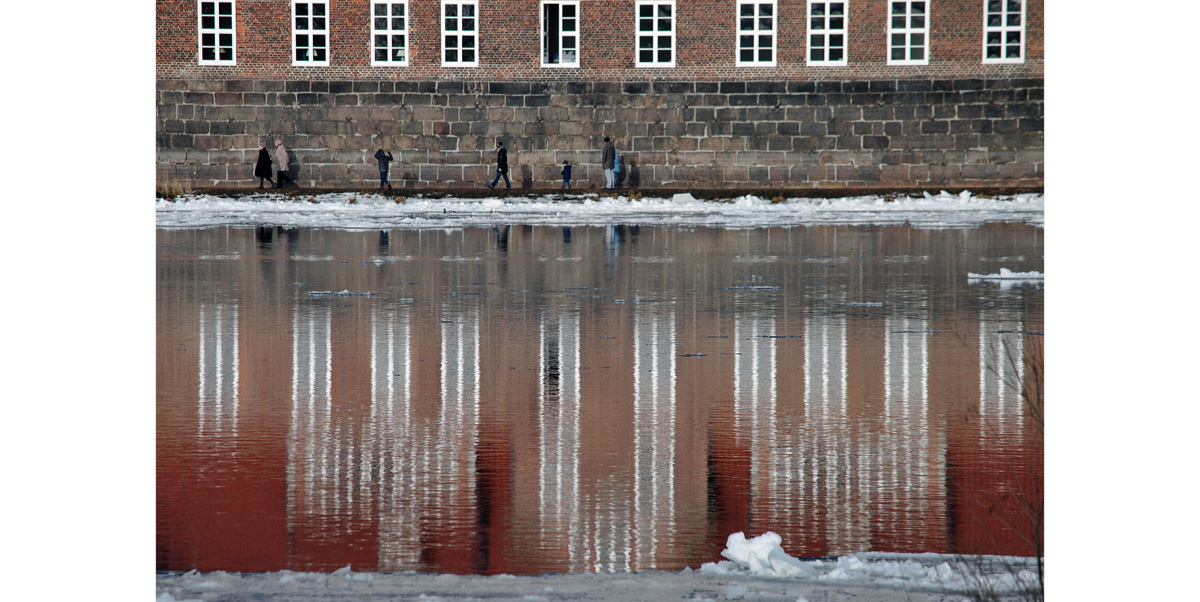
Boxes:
[156,0,1044,191]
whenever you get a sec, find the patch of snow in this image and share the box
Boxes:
[968,268,1045,280]
[156,191,1044,230]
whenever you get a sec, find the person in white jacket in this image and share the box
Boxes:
[274,139,293,188]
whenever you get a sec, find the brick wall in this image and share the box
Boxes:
[156,77,1043,192]
[157,0,1044,81]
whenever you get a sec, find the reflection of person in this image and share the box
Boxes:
[273,139,293,188]
[601,137,615,189]
[374,148,394,190]
[488,141,510,189]
[254,145,274,189]
[561,160,572,189]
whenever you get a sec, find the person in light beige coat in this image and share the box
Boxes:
[273,139,293,188]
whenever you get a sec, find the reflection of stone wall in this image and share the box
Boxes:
[155,79,1043,192]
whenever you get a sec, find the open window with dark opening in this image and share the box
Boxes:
[542,2,578,67]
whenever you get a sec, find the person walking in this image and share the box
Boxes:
[488,141,510,190]
[274,139,293,188]
[601,137,615,190]
[253,144,274,189]
[374,148,394,190]
[561,160,572,190]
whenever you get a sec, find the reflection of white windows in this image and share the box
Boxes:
[372,0,408,65]
[982,0,1025,63]
[198,1,236,64]
[541,1,580,67]
[442,0,478,66]
[292,0,329,65]
[888,0,929,65]
[737,0,776,66]
[635,0,675,68]
[198,304,239,435]
[807,0,847,66]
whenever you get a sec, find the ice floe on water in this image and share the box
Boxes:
[156,190,1043,229]
[156,532,1042,601]
[968,267,1045,280]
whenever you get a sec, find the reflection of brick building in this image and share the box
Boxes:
[157,224,1043,572]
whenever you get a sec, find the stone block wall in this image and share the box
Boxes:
[156,78,1043,192]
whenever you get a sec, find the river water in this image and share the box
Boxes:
[157,223,1043,574]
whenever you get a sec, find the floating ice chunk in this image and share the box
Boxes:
[718,532,816,578]
[156,594,175,602]
[333,564,352,575]
[967,267,1044,280]
[672,193,699,203]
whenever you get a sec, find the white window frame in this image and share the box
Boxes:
[807,0,847,66]
[982,0,1025,64]
[736,0,777,67]
[441,0,479,67]
[540,1,581,68]
[887,0,929,65]
[371,0,409,66]
[292,0,330,66]
[635,0,676,68]
[198,0,237,64]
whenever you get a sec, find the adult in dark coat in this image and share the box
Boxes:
[374,148,394,190]
[601,137,616,189]
[488,141,511,190]
[254,145,274,189]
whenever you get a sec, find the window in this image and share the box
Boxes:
[541,1,580,67]
[737,0,776,66]
[888,1,928,65]
[983,0,1024,63]
[198,1,236,64]
[442,0,478,66]
[807,0,846,66]
[372,1,409,65]
[292,1,329,65]
[635,0,675,67]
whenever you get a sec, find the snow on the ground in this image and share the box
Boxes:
[156,532,1042,602]
[156,190,1044,229]
[968,268,1045,290]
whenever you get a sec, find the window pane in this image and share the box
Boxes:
[911,47,923,60]
[219,33,232,45]
[392,48,404,61]
[296,17,308,30]
[892,16,905,28]
[810,48,823,61]
[375,17,387,29]
[463,49,475,61]
[891,2,905,15]
[219,47,232,60]
[393,3,405,15]
[891,33,904,46]
[658,48,670,62]
[462,18,475,31]
[375,3,387,16]
[830,17,843,29]
[314,17,326,30]
[202,15,215,29]
[988,0,1001,11]
[658,5,671,17]
[812,3,825,16]
[759,17,772,30]
[446,17,457,30]
[314,34,326,47]
[297,48,308,61]
[741,18,754,31]
[891,47,904,60]
[641,5,653,17]
[563,19,576,32]
[830,3,843,15]
[987,32,1001,44]
[659,17,670,31]
[297,34,309,46]
[759,48,771,61]
[760,4,773,17]
[1007,14,1021,26]
[912,3,925,15]
[910,33,924,46]
[563,36,576,49]
[463,35,475,48]
[987,45,1000,58]
[445,35,457,48]
[1008,0,1021,11]
[1006,45,1020,58]
[830,34,842,45]
[640,49,653,61]
[740,48,753,61]
[760,34,772,48]
[296,3,308,15]
[640,36,653,48]
[445,4,457,17]
[201,2,214,15]
[1007,31,1021,43]
[202,48,215,60]
[202,33,215,45]
[564,4,575,17]
[910,16,924,29]
[830,47,843,60]
[463,4,474,16]
[640,18,653,31]
[376,48,388,61]
[812,33,825,46]
[658,35,671,48]
[811,16,824,30]
[446,48,458,61]
[393,34,405,46]
[219,16,232,29]
[988,14,1001,26]
[375,34,388,46]
[313,3,325,16]
[740,34,753,48]
[395,17,405,28]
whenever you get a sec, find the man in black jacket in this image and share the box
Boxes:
[374,148,394,190]
[487,141,510,190]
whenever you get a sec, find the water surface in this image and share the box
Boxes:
[157,224,1043,574]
